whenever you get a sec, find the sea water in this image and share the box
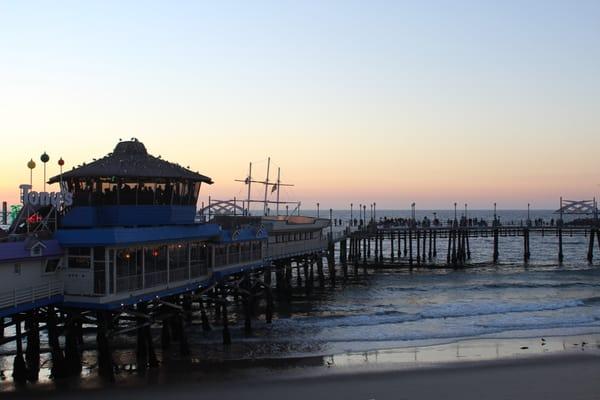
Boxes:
[2,209,600,384]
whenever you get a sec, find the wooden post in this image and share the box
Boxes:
[222,297,232,345]
[451,229,457,266]
[446,230,452,264]
[403,231,408,256]
[374,233,378,263]
[25,310,40,382]
[558,228,564,263]
[47,307,66,379]
[416,230,421,266]
[379,232,384,262]
[466,230,471,260]
[64,315,82,376]
[390,232,395,262]
[524,228,531,263]
[96,311,114,382]
[587,229,595,263]
[398,231,402,259]
[408,229,413,266]
[428,230,432,260]
[13,316,27,385]
[433,230,437,258]
[493,228,499,263]
[422,229,427,262]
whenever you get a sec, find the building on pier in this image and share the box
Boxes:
[0,139,270,316]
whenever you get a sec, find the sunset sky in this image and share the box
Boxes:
[1,1,599,209]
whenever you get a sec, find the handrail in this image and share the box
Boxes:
[0,280,64,310]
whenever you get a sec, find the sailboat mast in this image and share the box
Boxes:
[263,157,270,216]
[276,167,281,216]
[247,162,252,215]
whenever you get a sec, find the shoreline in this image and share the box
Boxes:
[2,332,599,396]
[3,352,600,400]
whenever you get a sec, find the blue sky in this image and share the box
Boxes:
[1,1,599,208]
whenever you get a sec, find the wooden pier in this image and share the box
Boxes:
[337,224,600,268]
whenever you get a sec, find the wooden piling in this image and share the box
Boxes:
[493,228,499,263]
[12,316,27,385]
[25,310,40,382]
[416,230,421,266]
[558,228,564,263]
[96,311,114,382]
[408,229,413,266]
[390,232,395,262]
[587,229,595,263]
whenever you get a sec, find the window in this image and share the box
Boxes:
[44,258,61,273]
[31,245,42,257]
[68,247,91,269]
[14,263,21,275]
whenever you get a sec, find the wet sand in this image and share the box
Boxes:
[3,352,600,400]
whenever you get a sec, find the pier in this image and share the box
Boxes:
[1,140,599,386]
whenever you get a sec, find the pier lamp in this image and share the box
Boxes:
[58,157,65,184]
[454,202,457,222]
[350,203,353,226]
[317,202,320,218]
[27,159,36,187]
[40,152,49,192]
[363,205,366,224]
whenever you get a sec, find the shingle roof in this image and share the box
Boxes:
[48,139,213,184]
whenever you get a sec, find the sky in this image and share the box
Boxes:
[1,0,599,209]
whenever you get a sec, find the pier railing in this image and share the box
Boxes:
[0,280,64,311]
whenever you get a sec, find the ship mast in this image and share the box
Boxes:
[263,157,270,216]
[234,157,297,217]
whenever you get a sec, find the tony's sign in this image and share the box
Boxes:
[20,184,74,207]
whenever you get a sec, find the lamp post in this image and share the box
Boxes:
[363,205,366,227]
[40,152,49,192]
[350,203,353,226]
[27,159,36,187]
[374,202,377,223]
[454,202,457,223]
[317,202,320,218]
[494,202,497,226]
[58,157,65,187]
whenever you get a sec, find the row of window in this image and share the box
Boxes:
[272,231,321,244]
[12,258,61,275]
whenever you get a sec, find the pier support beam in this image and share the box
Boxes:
[12,316,27,385]
[587,229,595,263]
[25,311,40,382]
[558,228,564,264]
[96,311,114,382]
[493,229,499,264]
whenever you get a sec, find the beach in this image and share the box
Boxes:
[3,351,600,400]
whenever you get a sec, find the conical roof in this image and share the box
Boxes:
[48,139,213,184]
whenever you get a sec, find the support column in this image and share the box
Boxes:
[493,228,499,264]
[558,228,564,264]
[96,311,114,382]
[12,316,27,385]
[408,229,413,266]
[587,229,595,263]
[25,311,40,382]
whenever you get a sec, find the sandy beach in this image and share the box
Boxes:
[2,352,599,400]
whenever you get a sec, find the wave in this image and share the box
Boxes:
[419,299,584,319]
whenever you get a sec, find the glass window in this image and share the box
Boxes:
[68,247,91,269]
[45,258,61,273]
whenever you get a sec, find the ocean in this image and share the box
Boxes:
[2,209,600,386]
